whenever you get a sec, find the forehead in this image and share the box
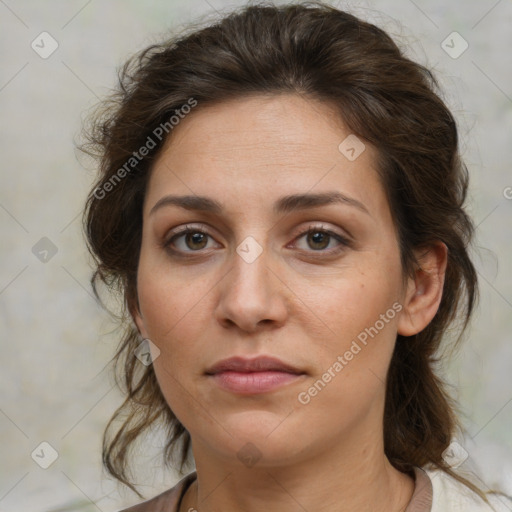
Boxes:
[145,93,388,220]
[155,93,352,161]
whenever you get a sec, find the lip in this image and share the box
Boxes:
[205,356,305,394]
[206,355,303,375]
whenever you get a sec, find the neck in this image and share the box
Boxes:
[180,429,414,512]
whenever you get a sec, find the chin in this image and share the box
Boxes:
[199,412,310,465]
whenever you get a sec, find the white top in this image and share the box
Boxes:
[425,467,512,511]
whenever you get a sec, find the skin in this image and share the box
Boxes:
[133,93,447,512]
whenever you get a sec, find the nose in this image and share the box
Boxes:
[214,241,289,333]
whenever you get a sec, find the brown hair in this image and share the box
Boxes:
[81,0,490,503]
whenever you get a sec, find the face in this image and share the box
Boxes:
[133,93,410,467]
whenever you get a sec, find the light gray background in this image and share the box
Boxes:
[1,0,511,510]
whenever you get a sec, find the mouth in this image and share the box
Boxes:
[205,356,306,394]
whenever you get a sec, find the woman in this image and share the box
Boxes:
[81,2,511,511]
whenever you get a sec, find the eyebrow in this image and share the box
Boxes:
[149,191,370,217]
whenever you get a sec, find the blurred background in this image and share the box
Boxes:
[0,0,511,510]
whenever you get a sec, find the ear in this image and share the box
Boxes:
[128,294,150,339]
[397,242,448,337]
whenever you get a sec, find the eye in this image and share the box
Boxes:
[163,225,218,254]
[163,223,351,257]
[292,225,350,254]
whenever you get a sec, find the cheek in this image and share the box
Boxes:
[136,262,214,397]
[295,284,400,431]
[136,249,210,338]
[298,258,403,388]
[136,266,209,421]
[303,261,402,338]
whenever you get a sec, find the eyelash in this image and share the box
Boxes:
[162,224,351,258]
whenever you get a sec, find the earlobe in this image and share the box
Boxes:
[132,311,147,338]
[397,243,448,337]
[128,295,148,339]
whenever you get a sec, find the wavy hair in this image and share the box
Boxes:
[81,1,491,503]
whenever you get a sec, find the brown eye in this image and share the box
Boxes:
[293,226,351,255]
[164,226,216,254]
[306,231,331,250]
[183,231,208,250]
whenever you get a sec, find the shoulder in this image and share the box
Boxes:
[116,472,197,512]
[424,467,512,512]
